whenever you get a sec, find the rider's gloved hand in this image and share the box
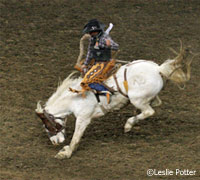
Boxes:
[81,64,88,74]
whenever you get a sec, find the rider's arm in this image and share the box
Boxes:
[98,34,119,51]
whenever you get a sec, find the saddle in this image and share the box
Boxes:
[74,59,120,78]
[71,59,126,103]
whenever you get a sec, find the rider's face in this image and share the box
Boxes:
[90,31,99,37]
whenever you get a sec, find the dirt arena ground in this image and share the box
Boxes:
[0,0,200,179]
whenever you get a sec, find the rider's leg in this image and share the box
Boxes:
[80,63,105,91]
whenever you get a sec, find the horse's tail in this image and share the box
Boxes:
[158,45,194,86]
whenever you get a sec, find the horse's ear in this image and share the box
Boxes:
[35,101,43,114]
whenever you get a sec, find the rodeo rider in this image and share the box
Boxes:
[80,19,119,103]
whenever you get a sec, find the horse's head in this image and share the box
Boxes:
[35,101,67,145]
[35,72,81,145]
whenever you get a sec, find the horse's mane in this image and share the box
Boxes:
[46,71,82,106]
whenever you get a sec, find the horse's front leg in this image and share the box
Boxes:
[55,117,91,159]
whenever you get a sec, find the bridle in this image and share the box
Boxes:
[36,110,66,135]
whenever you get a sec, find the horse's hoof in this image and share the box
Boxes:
[55,146,72,159]
[55,153,65,159]
[124,122,132,133]
[124,127,131,133]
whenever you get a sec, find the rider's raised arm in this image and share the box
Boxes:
[109,37,119,51]
[98,34,119,51]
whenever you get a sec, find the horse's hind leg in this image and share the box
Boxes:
[124,103,155,133]
[151,95,162,107]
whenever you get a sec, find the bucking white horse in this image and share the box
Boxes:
[35,43,194,159]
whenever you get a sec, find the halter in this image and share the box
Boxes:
[36,110,66,135]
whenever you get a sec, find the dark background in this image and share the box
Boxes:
[0,0,200,179]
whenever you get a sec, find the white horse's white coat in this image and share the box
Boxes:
[36,50,192,159]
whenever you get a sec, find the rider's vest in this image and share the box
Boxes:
[92,47,111,62]
[90,35,111,62]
